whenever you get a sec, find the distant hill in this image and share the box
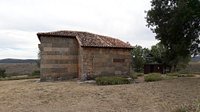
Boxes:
[0,59,37,63]
[0,59,39,75]
[191,55,200,62]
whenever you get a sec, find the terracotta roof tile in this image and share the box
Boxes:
[37,30,133,49]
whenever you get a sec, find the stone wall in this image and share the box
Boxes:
[82,47,132,78]
[39,36,78,81]
[39,36,132,81]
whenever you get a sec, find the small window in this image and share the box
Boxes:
[113,58,125,63]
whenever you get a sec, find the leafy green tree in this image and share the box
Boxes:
[151,43,166,63]
[143,48,152,63]
[146,0,200,71]
[0,68,6,78]
[132,45,145,72]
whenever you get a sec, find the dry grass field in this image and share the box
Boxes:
[0,77,200,112]
[0,63,39,75]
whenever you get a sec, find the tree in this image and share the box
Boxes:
[146,0,200,71]
[151,42,166,63]
[132,45,145,72]
[143,48,152,63]
[0,68,6,78]
[132,46,152,72]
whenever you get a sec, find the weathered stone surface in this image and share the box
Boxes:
[39,34,132,81]
[40,36,78,81]
[82,47,132,78]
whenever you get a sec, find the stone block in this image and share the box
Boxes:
[115,71,122,75]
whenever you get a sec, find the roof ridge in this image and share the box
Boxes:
[37,30,133,49]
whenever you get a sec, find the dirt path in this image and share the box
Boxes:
[0,77,200,112]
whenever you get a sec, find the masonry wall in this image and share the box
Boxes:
[39,36,78,81]
[82,47,132,78]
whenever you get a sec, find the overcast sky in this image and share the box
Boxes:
[0,0,158,59]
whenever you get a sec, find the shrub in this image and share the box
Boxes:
[167,72,180,77]
[177,74,194,77]
[31,70,40,76]
[136,73,144,77]
[130,73,138,80]
[144,73,162,82]
[130,72,144,80]
[167,73,194,77]
[130,74,138,80]
[95,76,130,85]
[0,68,6,78]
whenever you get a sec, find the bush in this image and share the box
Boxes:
[0,68,6,78]
[130,74,138,80]
[95,76,130,85]
[167,73,180,77]
[136,73,144,77]
[144,73,163,82]
[31,70,40,76]
[130,72,144,80]
[177,74,194,77]
[167,73,194,77]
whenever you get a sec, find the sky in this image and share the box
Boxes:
[0,0,158,59]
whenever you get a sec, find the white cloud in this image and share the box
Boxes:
[0,48,38,59]
[0,30,39,59]
[0,0,158,59]
[0,30,38,48]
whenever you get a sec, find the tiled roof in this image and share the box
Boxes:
[37,30,133,49]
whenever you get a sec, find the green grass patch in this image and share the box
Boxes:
[130,74,138,80]
[167,73,195,77]
[167,73,180,77]
[144,73,163,82]
[136,73,144,77]
[95,76,130,85]
[0,75,39,81]
[162,75,177,80]
[177,74,194,77]
[162,73,195,81]
[129,72,144,80]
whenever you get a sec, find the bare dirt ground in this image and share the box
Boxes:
[0,77,200,112]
